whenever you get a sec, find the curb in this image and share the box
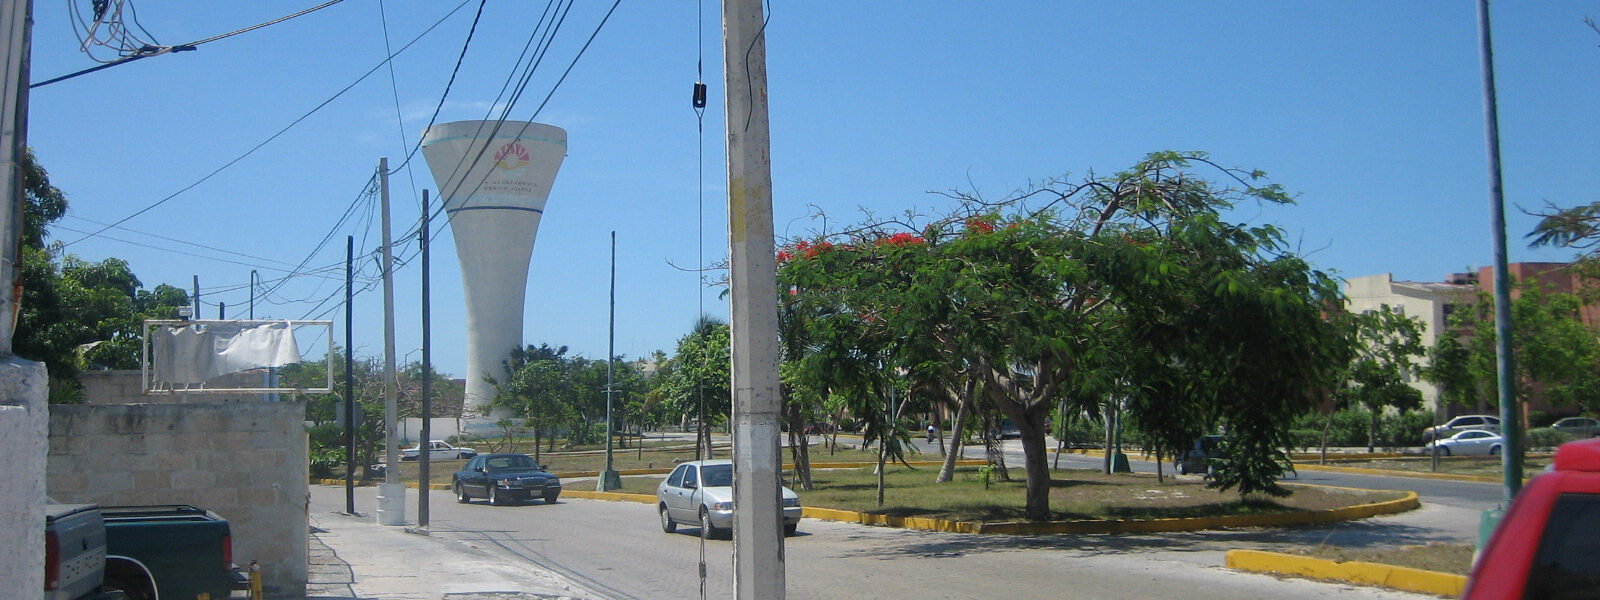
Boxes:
[1226,549,1466,597]
[796,483,1417,536]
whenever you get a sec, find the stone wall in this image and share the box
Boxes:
[48,402,308,599]
[0,358,48,600]
[79,369,294,404]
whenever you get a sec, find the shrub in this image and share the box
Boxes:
[1526,427,1575,450]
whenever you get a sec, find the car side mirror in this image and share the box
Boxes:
[684,481,698,490]
[475,466,485,473]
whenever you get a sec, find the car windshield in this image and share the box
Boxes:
[701,464,733,487]
[485,455,538,472]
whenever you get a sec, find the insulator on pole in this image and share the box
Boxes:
[692,81,708,109]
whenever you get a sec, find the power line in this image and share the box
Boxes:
[59,1,472,250]
[38,0,350,88]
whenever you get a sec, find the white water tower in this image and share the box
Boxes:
[421,120,566,417]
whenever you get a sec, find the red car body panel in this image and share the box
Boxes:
[1463,438,1600,599]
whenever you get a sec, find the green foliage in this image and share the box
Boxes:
[776,151,1341,514]
[1526,427,1577,449]
[1455,280,1600,414]
[13,150,189,388]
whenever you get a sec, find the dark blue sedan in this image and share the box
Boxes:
[453,453,562,505]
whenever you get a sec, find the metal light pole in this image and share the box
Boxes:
[419,189,433,529]
[598,231,621,491]
[1477,0,1521,503]
[249,270,258,319]
[723,0,785,595]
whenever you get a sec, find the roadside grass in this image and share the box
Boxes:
[580,465,1405,523]
[1294,542,1475,576]
[1322,456,1550,478]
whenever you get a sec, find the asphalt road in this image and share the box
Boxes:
[309,485,1435,600]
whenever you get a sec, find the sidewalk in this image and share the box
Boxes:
[305,509,597,600]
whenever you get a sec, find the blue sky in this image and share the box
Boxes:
[23,1,1600,379]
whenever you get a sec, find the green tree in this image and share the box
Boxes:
[779,152,1342,516]
[662,317,731,457]
[1340,308,1426,452]
[1459,282,1600,416]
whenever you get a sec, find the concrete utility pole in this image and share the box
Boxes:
[376,157,405,526]
[722,0,784,597]
[0,0,30,354]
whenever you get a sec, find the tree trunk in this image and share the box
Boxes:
[876,428,888,507]
[1013,406,1054,520]
[1368,407,1379,454]
[1103,400,1116,474]
[1154,445,1164,483]
[937,378,975,483]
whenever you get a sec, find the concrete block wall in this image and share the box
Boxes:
[48,402,309,599]
[0,358,48,600]
[80,369,292,404]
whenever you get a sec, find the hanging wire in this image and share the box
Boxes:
[694,1,710,598]
[60,1,471,249]
[40,0,350,88]
[377,0,421,212]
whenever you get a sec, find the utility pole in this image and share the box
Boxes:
[1477,0,1521,503]
[249,270,258,319]
[192,276,201,321]
[344,236,356,515]
[0,0,31,354]
[376,157,405,526]
[419,190,432,529]
[598,231,621,491]
[722,0,785,596]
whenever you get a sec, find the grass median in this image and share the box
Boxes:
[584,464,1405,523]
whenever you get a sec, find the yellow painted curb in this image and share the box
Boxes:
[560,489,657,504]
[1226,549,1466,597]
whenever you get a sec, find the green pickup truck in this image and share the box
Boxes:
[100,505,248,600]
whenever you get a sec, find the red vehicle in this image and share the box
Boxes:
[1463,437,1600,599]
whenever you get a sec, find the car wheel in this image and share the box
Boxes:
[660,505,677,533]
[544,492,559,504]
[699,508,719,539]
[489,486,503,506]
[455,482,470,503]
[784,523,798,536]
[1490,445,1501,456]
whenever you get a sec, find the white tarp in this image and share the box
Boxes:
[152,322,301,384]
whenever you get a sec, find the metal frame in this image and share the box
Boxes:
[141,319,335,395]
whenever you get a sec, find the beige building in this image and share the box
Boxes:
[1343,273,1477,413]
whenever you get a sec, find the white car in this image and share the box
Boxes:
[401,440,478,461]
[1423,415,1501,442]
[657,459,802,538]
[1425,429,1503,456]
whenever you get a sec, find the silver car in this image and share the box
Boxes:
[657,459,802,538]
[1425,429,1504,456]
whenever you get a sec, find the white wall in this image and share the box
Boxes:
[0,357,48,600]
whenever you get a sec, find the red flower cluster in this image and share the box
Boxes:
[966,218,995,234]
[796,240,834,259]
[777,250,794,263]
[877,232,925,247]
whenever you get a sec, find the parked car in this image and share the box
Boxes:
[1175,435,1225,475]
[1424,429,1503,456]
[657,459,802,538]
[1422,415,1500,442]
[453,453,561,505]
[45,503,116,600]
[995,419,1022,440]
[1552,416,1600,438]
[402,440,478,461]
[1463,437,1600,598]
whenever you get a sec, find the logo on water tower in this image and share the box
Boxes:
[493,141,531,170]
